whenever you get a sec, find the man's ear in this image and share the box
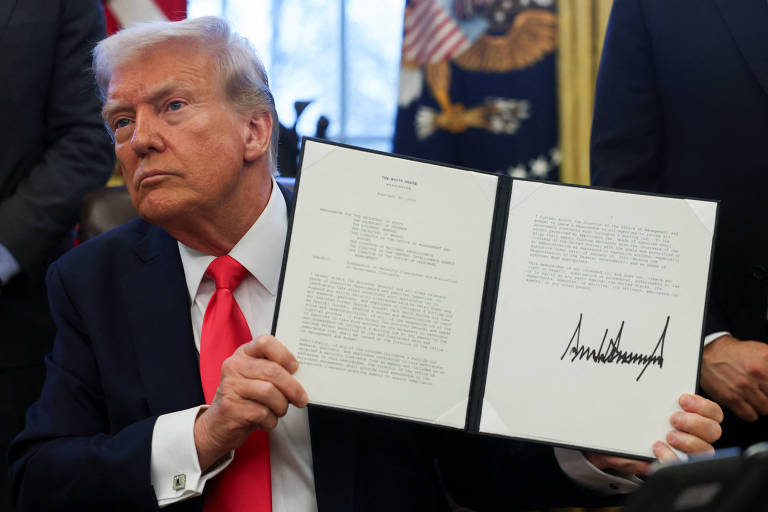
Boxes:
[243,111,273,162]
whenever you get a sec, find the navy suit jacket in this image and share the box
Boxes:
[591,0,768,448]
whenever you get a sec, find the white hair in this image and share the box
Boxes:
[93,16,278,172]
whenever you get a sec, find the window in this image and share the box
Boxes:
[188,0,405,152]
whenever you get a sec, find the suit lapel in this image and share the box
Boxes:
[714,0,768,98]
[120,222,205,415]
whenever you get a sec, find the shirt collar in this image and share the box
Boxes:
[178,176,288,301]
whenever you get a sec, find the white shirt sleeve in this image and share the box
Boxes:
[704,331,730,347]
[150,406,233,507]
[553,448,644,495]
[0,243,21,285]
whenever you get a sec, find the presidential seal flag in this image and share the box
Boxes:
[103,0,187,35]
[393,0,560,181]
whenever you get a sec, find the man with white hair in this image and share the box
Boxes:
[10,16,723,512]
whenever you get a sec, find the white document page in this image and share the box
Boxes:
[276,140,498,427]
[481,181,716,458]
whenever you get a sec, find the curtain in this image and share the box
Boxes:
[556,0,613,185]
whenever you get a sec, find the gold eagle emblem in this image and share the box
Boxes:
[415,7,557,138]
[454,8,558,73]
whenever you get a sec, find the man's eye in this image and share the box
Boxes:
[168,101,184,111]
[115,118,131,129]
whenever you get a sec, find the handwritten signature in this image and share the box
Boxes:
[560,314,669,381]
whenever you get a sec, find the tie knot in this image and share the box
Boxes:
[205,255,249,291]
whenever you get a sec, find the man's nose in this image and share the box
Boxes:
[130,107,166,155]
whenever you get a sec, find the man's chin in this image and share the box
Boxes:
[136,198,187,228]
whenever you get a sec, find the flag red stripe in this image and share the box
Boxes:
[405,1,440,44]
[104,6,119,35]
[159,0,187,21]
[404,0,431,30]
[102,0,187,35]
[430,31,470,62]
[419,18,457,61]
[404,12,449,55]
[427,30,470,62]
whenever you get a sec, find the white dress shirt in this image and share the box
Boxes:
[150,178,318,511]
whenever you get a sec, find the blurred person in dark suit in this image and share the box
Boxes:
[0,0,113,509]
[591,0,768,449]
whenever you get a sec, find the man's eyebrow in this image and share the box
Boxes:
[102,80,194,122]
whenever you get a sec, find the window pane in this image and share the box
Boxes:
[222,2,272,70]
[188,0,405,150]
[270,0,341,139]
[345,0,404,141]
[187,0,223,17]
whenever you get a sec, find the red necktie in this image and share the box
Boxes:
[200,255,271,511]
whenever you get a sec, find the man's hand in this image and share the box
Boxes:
[586,394,723,475]
[700,335,768,421]
[193,335,308,471]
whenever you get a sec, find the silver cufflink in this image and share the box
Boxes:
[172,474,186,491]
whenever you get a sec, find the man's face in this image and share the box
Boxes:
[102,40,254,226]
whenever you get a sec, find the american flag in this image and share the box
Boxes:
[103,0,186,35]
[402,0,471,64]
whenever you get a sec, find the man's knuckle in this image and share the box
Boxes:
[275,400,289,417]
[709,423,722,442]
[220,358,237,375]
[230,379,250,399]
[244,406,268,426]
[261,362,281,380]
[263,415,278,431]
[746,364,764,378]
[251,378,273,397]
[217,398,237,418]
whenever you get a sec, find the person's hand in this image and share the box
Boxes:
[193,334,308,471]
[700,335,768,421]
[585,394,723,475]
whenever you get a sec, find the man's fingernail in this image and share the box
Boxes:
[288,360,299,373]
[667,430,680,444]
[680,394,693,408]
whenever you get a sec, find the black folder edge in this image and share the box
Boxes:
[697,203,720,397]
[272,136,722,461]
[270,140,306,336]
[464,176,511,432]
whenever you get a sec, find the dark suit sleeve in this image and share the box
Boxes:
[8,262,160,512]
[0,0,114,282]
[589,0,663,192]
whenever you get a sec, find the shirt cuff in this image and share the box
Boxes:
[703,331,730,347]
[553,448,643,495]
[151,405,234,507]
[0,243,21,285]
